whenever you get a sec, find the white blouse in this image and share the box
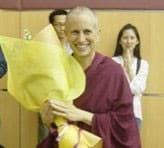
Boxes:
[112,56,149,120]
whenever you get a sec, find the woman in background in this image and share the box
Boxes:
[112,23,149,128]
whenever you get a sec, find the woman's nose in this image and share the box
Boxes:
[60,25,65,31]
[127,38,132,43]
[78,32,86,42]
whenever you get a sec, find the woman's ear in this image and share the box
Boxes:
[119,40,122,45]
[137,40,139,45]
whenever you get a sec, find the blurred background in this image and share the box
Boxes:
[0,2,164,147]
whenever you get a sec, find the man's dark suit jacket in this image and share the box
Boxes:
[0,46,7,78]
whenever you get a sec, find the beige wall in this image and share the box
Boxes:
[0,10,164,148]
[0,10,20,148]
[141,96,164,148]
[0,10,38,148]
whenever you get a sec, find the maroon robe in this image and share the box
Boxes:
[38,52,141,148]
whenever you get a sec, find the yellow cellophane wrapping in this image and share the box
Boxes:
[0,24,102,148]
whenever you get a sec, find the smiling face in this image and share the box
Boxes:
[66,14,98,57]
[119,29,139,53]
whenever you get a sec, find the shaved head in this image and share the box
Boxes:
[66,6,99,31]
[65,6,99,58]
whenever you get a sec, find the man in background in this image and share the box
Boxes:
[38,9,73,142]
[49,9,72,54]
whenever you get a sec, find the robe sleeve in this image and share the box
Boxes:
[91,70,141,148]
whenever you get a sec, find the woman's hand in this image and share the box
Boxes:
[50,100,93,126]
[40,100,55,127]
[123,49,135,81]
[40,99,93,126]
[123,49,133,66]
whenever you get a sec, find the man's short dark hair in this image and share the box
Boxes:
[49,9,68,24]
[0,144,5,148]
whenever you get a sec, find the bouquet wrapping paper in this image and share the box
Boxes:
[0,25,102,148]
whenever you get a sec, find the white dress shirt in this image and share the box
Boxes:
[65,42,73,55]
[112,56,149,120]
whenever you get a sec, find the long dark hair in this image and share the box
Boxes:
[113,24,141,74]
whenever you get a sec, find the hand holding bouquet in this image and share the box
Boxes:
[0,25,102,148]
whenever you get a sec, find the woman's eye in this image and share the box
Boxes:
[84,30,91,34]
[71,31,79,35]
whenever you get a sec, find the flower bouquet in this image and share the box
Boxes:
[0,25,102,148]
